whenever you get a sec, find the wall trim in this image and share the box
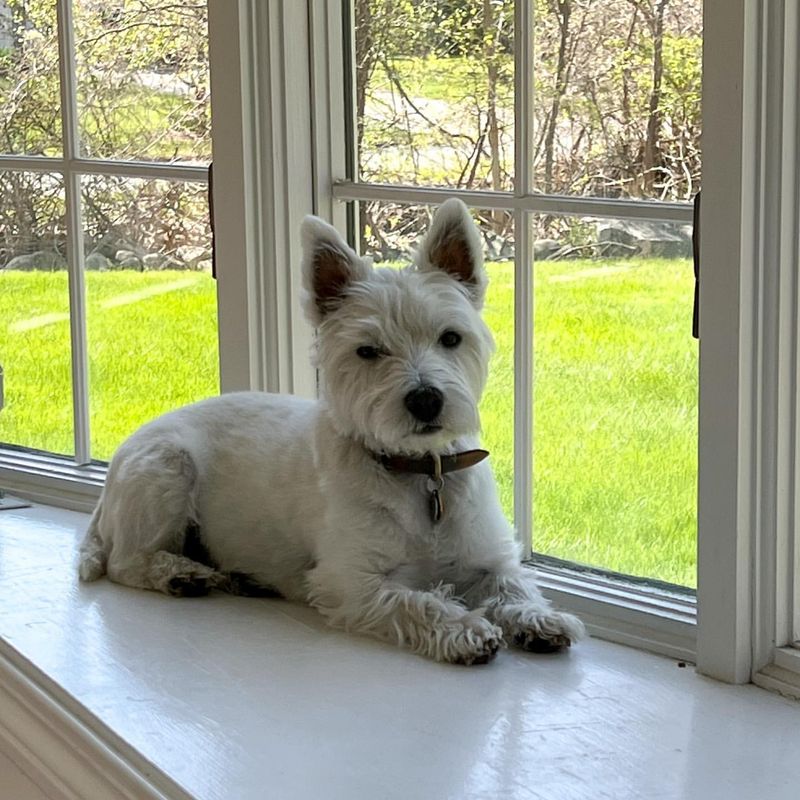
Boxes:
[0,449,103,513]
[535,564,696,662]
[0,643,193,800]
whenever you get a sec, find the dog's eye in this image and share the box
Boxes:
[439,331,462,349]
[356,346,381,360]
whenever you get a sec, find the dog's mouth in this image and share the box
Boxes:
[417,424,443,435]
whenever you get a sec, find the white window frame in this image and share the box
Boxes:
[0,0,317,508]
[696,0,800,696]
[7,0,800,687]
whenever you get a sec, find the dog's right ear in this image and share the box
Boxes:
[301,216,370,325]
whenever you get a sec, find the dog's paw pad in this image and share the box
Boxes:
[452,629,503,666]
[167,576,213,597]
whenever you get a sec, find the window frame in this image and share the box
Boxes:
[8,0,800,688]
[695,0,800,696]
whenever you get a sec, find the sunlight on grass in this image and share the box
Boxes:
[0,260,696,585]
[0,270,218,460]
[481,258,697,587]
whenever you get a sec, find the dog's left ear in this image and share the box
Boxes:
[301,216,371,325]
[416,198,487,308]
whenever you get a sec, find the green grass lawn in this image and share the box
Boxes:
[477,258,697,587]
[0,270,218,460]
[0,259,697,587]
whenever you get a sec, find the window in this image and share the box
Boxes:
[0,0,216,466]
[5,0,800,694]
[340,0,701,590]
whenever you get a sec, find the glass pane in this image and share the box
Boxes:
[358,200,515,521]
[82,176,218,460]
[532,215,697,586]
[0,2,61,155]
[354,0,514,190]
[0,172,72,455]
[74,0,210,164]
[532,0,702,201]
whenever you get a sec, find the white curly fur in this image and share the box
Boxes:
[79,199,585,664]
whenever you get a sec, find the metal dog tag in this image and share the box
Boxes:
[430,487,444,523]
[428,453,445,523]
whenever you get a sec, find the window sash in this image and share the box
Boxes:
[0,1,212,467]
[312,0,700,659]
[333,0,696,560]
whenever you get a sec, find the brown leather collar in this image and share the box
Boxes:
[373,448,489,523]
[375,449,489,477]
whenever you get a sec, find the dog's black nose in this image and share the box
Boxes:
[404,386,443,423]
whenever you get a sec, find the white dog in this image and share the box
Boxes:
[79,199,584,665]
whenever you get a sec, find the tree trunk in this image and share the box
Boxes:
[642,0,669,196]
[543,0,572,195]
[354,0,373,162]
[484,0,504,230]
[354,0,375,254]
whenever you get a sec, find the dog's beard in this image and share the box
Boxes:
[321,371,483,456]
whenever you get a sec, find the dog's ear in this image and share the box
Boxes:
[301,216,370,325]
[416,198,487,308]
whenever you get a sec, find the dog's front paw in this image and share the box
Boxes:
[508,610,585,653]
[446,614,504,666]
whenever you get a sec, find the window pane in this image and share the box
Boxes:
[82,176,218,460]
[0,172,72,455]
[358,200,515,521]
[74,0,210,164]
[532,0,702,201]
[532,215,697,586]
[354,0,514,190]
[0,2,61,156]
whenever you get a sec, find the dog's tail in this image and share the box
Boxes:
[78,503,109,582]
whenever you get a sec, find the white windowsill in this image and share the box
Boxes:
[0,446,697,662]
[0,503,799,800]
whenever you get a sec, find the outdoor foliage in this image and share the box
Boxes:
[355,0,702,255]
[0,0,210,269]
[0,0,701,264]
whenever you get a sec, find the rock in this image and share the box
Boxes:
[197,258,213,273]
[533,239,560,260]
[484,232,515,261]
[596,220,692,259]
[4,251,66,270]
[89,232,121,259]
[142,253,165,269]
[85,251,110,271]
[115,250,142,269]
[176,245,210,269]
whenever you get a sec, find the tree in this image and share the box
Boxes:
[0,0,211,268]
